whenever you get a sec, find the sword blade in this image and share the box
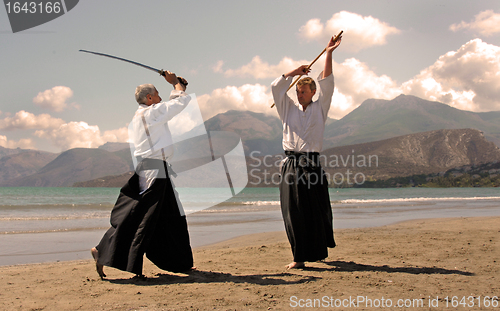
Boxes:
[79,49,163,75]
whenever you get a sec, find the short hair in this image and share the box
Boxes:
[296,77,316,92]
[135,84,156,104]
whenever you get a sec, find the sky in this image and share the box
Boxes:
[0,0,499,153]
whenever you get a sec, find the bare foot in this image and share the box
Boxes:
[182,266,197,274]
[286,261,305,269]
[91,247,106,279]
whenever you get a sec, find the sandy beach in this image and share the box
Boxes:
[1,216,499,310]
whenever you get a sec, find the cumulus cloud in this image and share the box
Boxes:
[211,54,401,119]
[221,56,307,79]
[33,86,77,112]
[401,39,500,112]
[299,19,324,41]
[298,11,400,52]
[0,110,65,131]
[0,135,35,149]
[102,127,129,144]
[450,10,500,36]
[197,84,275,120]
[330,58,401,118]
[35,122,128,151]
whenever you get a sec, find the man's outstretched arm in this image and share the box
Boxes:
[323,35,342,78]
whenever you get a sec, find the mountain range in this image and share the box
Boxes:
[246,128,500,187]
[324,94,500,148]
[1,94,500,187]
[0,148,133,187]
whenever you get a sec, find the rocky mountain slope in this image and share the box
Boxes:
[0,150,58,183]
[324,94,500,148]
[1,148,133,187]
[75,128,500,188]
[247,128,500,187]
[2,94,500,187]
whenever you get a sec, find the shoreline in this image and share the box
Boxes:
[3,196,500,267]
[1,216,499,310]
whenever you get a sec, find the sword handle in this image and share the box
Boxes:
[159,70,188,86]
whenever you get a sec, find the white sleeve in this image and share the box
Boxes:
[271,75,294,120]
[316,72,334,120]
[151,91,192,122]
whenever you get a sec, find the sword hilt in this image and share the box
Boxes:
[159,70,188,87]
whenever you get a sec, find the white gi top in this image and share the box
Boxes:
[128,90,191,192]
[271,72,334,153]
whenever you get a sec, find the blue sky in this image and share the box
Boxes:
[1,0,499,152]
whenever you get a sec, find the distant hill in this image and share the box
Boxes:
[247,128,500,187]
[98,142,129,152]
[321,128,500,180]
[0,150,58,183]
[1,148,133,187]
[202,110,286,156]
[3,94,500,187]
[78,128,500,188]
[0,146,25,159]
[73,171,134,188]
[324,94,500,148]
[361,161,500,188]
[188,95,500,155]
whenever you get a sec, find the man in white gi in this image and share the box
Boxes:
[91,71,195,278]
[271,35,342,269]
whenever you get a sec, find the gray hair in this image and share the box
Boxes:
[135,84,157,104]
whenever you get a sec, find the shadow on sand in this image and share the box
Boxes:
[304,260,474,276]
[106,269,320,286]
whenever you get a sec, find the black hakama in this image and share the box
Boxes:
[279,151,335,262]
[96,159,193,275]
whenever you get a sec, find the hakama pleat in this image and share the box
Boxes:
[96,161,193,275]
[279,152,335,262]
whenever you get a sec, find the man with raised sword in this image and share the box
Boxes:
[271,34,342,269]
[91,71,195,278]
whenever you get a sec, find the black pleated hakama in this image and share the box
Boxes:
[96,159,193,276]
[279,152,335,262]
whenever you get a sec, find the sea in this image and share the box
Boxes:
[0,187,499,266]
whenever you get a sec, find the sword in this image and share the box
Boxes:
[79,49,188,86]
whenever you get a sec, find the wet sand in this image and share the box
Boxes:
[1,216,499,310]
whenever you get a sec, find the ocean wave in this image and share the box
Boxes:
[215,200,281,206]
[339,196,500,204]
[0,227,108,235]
[0,214,109,221]
[0,203,114,209]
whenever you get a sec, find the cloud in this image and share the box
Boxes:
[102,127,129,143]
[33,86,77,112]
[299,19,324,41]
[330,58,401,119]
[0,110,65,131]
[197,84,275,120]
[0,135,35,149]
[221,56,307,79]
[298,11,401,52]
[450,10,500,36]
[206,55,401,120]
[401,39,500,112]
[35,122,128,151]
[213,60,224,73]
